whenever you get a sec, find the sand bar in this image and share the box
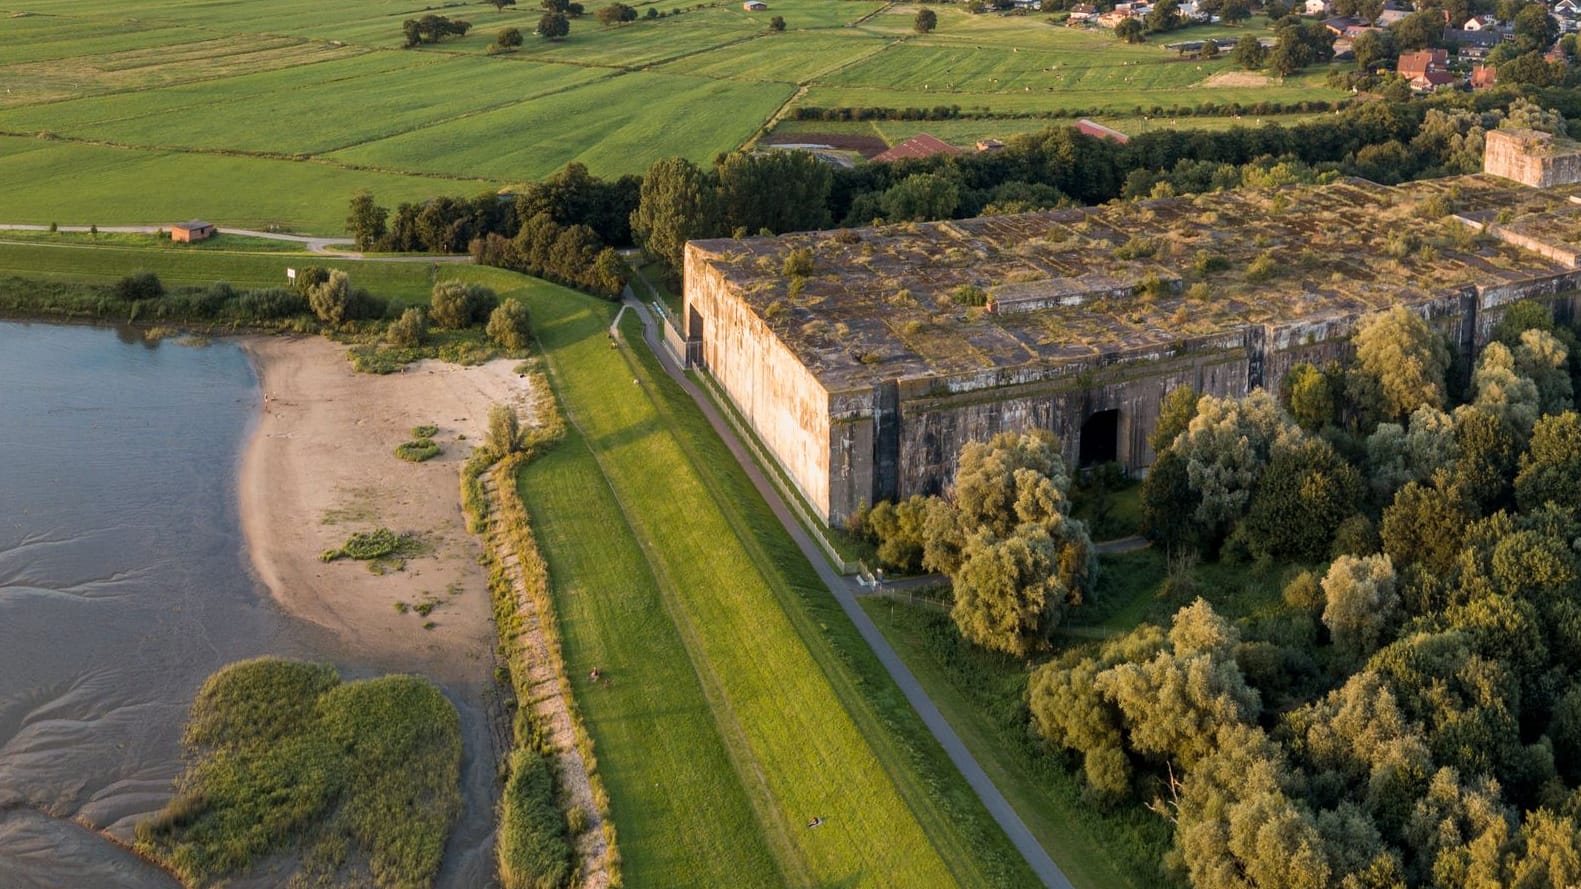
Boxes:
[239,335,539,683]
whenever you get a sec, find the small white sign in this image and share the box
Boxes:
[286,267,297,282]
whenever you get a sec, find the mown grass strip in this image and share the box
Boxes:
[516,275,1020,888]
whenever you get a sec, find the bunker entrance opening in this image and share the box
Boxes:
[1079,409,1120,467]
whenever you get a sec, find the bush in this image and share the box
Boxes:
[487,404,525,456]
[115,270,164,301]
[488,298,532,350]
[395,438,441,462]
[308,269,353,325]
[387,307,428,347]
[497,26,523,46]
[497,749,572,889]
[782,247,815,277]
[431,281,498,329]
[234,288,309,320]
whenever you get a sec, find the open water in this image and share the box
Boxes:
[0,322,493,888]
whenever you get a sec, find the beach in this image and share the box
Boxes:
[238,336,540,682]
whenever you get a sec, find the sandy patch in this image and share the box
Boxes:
[1195,70,1273,88]
[239,336,539,683]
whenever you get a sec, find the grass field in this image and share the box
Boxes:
[2,0,1349,232]
[494,267,1040,887]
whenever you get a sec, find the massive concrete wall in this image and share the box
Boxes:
[1485,129,1581,188]
[684,246,836,517]
[688,248,1581,526]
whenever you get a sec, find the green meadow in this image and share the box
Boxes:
[2,0,1346,233]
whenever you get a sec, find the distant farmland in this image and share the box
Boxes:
[1,0,1346,232]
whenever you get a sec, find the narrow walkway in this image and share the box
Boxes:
[619,297,1074,889]
[0,223,469,261]
[480,468,611,889]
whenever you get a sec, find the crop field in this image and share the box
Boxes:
[495,269,1039,888]
[2,0,1348,233]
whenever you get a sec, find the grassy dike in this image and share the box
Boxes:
[503,265,1040,888]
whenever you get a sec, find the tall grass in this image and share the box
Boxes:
[136,657,462,889]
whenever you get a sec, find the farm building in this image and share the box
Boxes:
[679,134,1581,525]
[171,220,215,242]
[743,1,767,10]
[871,133,961,163]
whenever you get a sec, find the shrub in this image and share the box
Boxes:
[488,298,532,350]
[952,284,988,307]
[497,26,523,46]
[387,307,428,347]
[487,404,526,456]
[115,270,164,301]
[395,438,441,462]
[431,281,498,329]
[782,247,815,277]
[308,270,353,325]
[497,749,572,889]
[234,288,309,320]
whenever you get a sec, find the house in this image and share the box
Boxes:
[1069,2,1099,18]
[1304,0,1332,16]
[1343,23,1379,37]
[871,133,962,163]
[171,220,215,243]
[1375,7,1411,25]
[1461,14,1497,30]
[1470,64,1498,89]
[1556,0,1581,15]
[1075,119,1131,144]
[1012,0,1043,9]
[742,1,767,10]
[1397,48,1449,79]
[1410,69,1460,91]
[1444,28,1502,56]
[1323,15,1363,34]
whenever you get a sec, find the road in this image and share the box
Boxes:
[620,296,1075,889]
[0,224,469,262]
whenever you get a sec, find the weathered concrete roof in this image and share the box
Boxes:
[688,175,1581,394]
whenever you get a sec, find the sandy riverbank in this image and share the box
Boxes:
[238,336,540,683]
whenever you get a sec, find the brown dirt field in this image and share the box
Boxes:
[761,131,891,157]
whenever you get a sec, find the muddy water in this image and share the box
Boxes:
[0,322,495,888]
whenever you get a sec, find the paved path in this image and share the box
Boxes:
[620,297,1074,889]
[0,224,469,262]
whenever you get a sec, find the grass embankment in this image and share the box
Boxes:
[511,269,1039,887]
[136,657,462,889]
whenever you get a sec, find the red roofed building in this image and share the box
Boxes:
[1397,49,1448,80]
[1075,118,1131,144]
[1410,69,1459,91]
[1471,64,1498,89]
[871,133,962,163]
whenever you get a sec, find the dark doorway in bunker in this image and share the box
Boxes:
[1079,409,1120,467]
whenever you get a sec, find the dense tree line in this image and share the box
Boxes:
[351,94,1575,286]
[1020,300,1581,888]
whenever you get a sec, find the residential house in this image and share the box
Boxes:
[1470,64,1498,89]
[1443,28,1503,58]
[1068,2,1099,20]
[1305,0,1332,16]
[742,1,767,10]
[1397,48,1449,79]
[1411,69,1460,91]
[1376,5,1411,25]
[1461,14,1497,29]
[1324,15,1363,34]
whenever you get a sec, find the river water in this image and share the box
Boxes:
[0,322,493,888]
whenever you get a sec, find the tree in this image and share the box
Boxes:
[1471,342,1541,436]
[114,270,164,301]
[346,193,388,252]
[1150,385,1199,453]
[1513,0,1559,49]
[952,527,1071,658]
[496,26,524,47]
[1380,473,1472,576]
[1280,363,1335,431]
[630,157,721,278]
[1322,554,1400,662]
[1172,389,1288,533]
[1515,411,1581,517]
[1354,306,1449,421]
[308,269,353,325]
[1220,0,1251,24]
[1115,17,1145,43]
[717,150,833,235]
[1141,450,1199,553]
[596,3,637,24]
[1244,431,1364,561]
[487,298,532,351]
[486,404,525,456]
[1234,34,1267,69]
[1146,0,1182,32]
[402,14,472,46]
[769,14,786,30]
[537,11,570,38]
[1352,28,1395,70]
[430,281,498,329]
[386,307,427,347]
[879,172,960,221]
[1391,9,1443,51]
[914,7,937,32]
